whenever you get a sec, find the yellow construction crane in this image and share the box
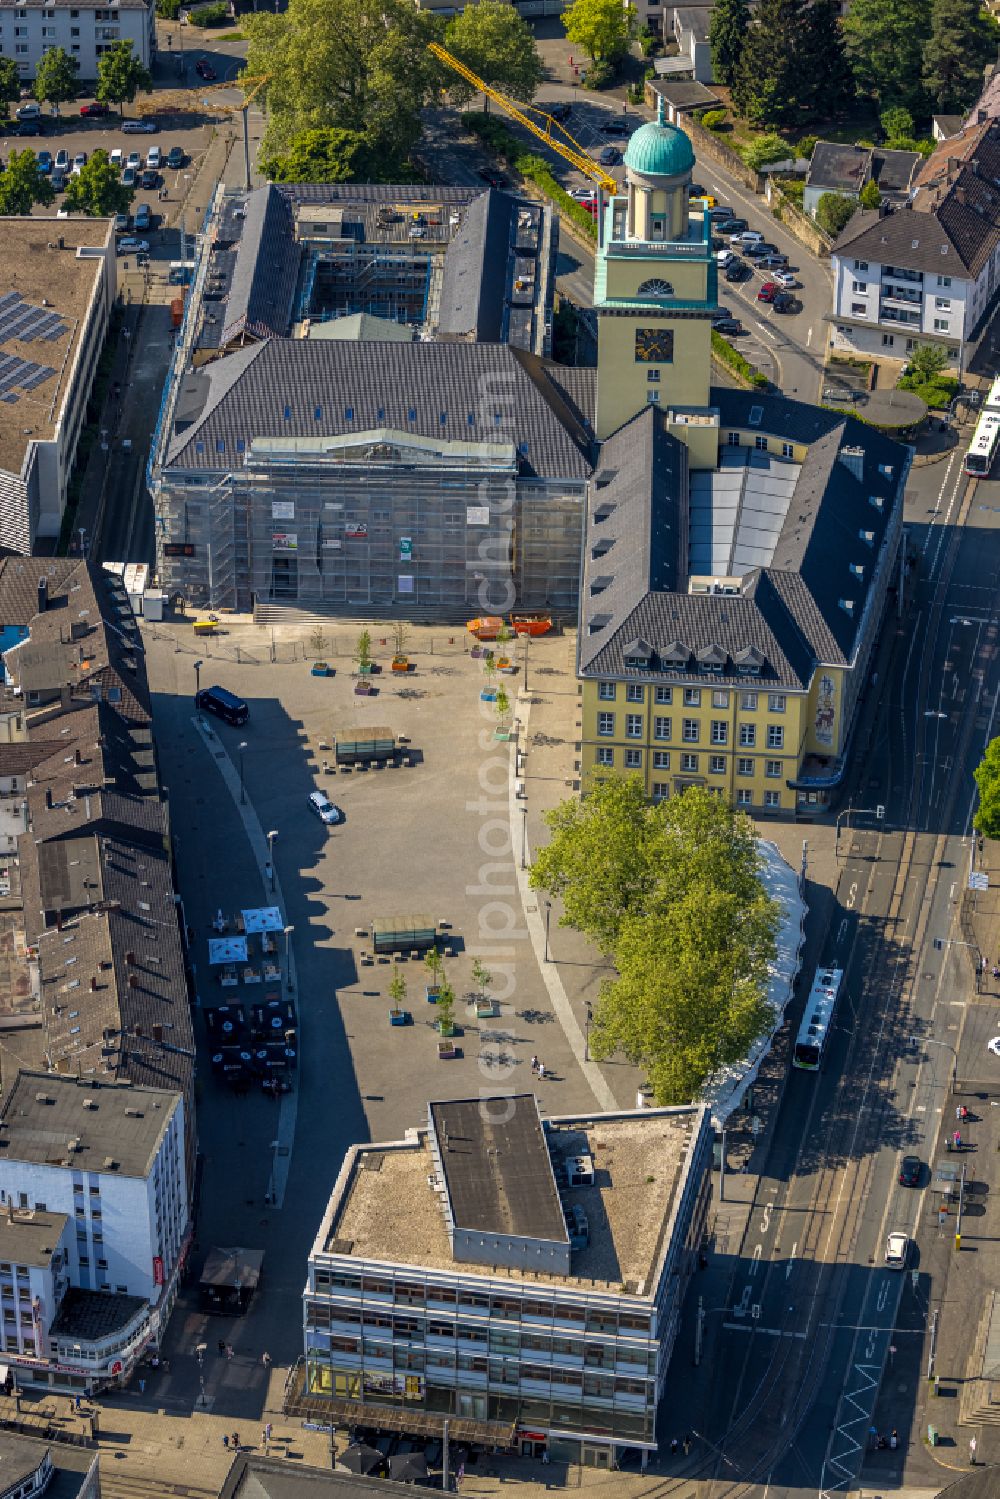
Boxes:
[134,73,270,191]
[428,42,618,196]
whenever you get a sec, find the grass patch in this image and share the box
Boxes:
[461,111,597,241]
[712,329,768,389]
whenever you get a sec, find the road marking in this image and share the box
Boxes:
[760,1203,772,1233]
[837,917,848,946]
[846,881,858,909]
[807,326,813,346]
[722,1323,807,1338]
[785,1241,797,1279]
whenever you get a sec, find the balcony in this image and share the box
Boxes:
[882,266,923,283]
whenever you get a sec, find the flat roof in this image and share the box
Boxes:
[430,1095,566,1243]
[329,1110,702,1295]
[0,1209,68,1268]
[0,220,111,481]
[0,1071,181,1179]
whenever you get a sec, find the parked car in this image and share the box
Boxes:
[308,791,342,825]
[898,1155,921,1187]
[772,292,798,312]
[140,168,159,189]
[16,120,42,136]
[121,167,137,188]
[166,145,185,169]
[134,202,152,231]
[113,211,130,233]
[51,171,67,191]
[548,101,572,122]
[15,101,40,121]
[710,205,734,220]
[36,150,52,174]
[714,218,745,235]
[713,316,745,336]
[689,182,706,198]
[195,59,217,80]
[725,259,749,282]
[80,101,110,117]
[690,192,716,207]
[757,281,779,303]
[110,147,123,169]
[597,145,621,166]
[126,151,141,171]
[71,152,87,175]
[885,1231,909,1269]
[146,145,161,169]
[121,119,156,133]
[757,252,789,270]
[716,248,735,266]
[734,229,765,246]
[570,186,597,201]
[774,269,798,287]
[603,118,629,136]
[116,237,149,254]
[54,148,69,172]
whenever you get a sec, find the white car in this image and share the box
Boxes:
[126,151,141,171]
[774,269,798,288]
[116,237,149,255]
[110,147,123,169]
[71,152,87,175]
[121,119,157,133]
[570,186,597,201]
[15,101,40,121]
[987,1035,1000,1056]
[733,229,764,246]
[716,248,734,266]
[308,790,342,825]
[885,1231,909,1269]
[146,145,161,169]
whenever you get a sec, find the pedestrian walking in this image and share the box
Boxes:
[218,1339,226,1355]
[890,1429,898,1450]
[262,1351,271,1369]
[530,1055,539,1074]
[683,1434,691,1456]
[970,1436,978,1465]
[868,1425,878,1451]
[537,1061,546,1080]
[670,1437,679,1457]
[74,1395,81,1412]
[223,1434,229,1450]
[232,1432,240,1451]
[265,1422,272,1442]
[138,1378,145,1395]
[226,1344,234,1361]
[261,1428,268,1449]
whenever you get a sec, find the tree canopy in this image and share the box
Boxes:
[708,0,750,88]
[260,125,403,182]
[843,0,930,113]
[33,46,79,110]
[245,0,441,161]
[974,736,1000,838]
[907,342,949,381]
[922,0,997,114]
[96,40,152,112]
[0,57,19,120]
[562,0,637,64]
[530,780,779,1104]
[742,130,790,170]
[443,0,543,104]
[734,0,852,127]
[815,190,858,236]
[859,178,881,208]
[0,149,55,214]
[62,148,133,215]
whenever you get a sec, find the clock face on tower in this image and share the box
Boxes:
[634,327,675,364]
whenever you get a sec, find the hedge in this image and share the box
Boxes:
[711,330,768,389]
[461,112,597,242]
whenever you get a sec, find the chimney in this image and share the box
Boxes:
[956,187,967,205]
[838,445,865,481]
[37,576,47,615]
[45,787,52,809]
[74,748,82,766]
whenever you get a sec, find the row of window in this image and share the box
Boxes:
[596,747,784,778]
[852,258,952,289]
[311,1274,652,1333]
[597,684,787,711]
[650,781,783,808]
[596,713,785,748]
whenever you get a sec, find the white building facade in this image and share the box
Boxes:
[0,1210,71,1366]
[0,0,154,82]
[831,243,976,363]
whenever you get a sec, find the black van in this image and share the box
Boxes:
[196,685,249,726]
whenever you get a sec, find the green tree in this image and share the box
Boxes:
[907,342,949,380]
[922,0,996,114]
[733,0,810,127]
[62,149,133,215]
[245,0,441,161]
[95,39,153,115]
[815,190,858,235]
[880,104,914,144]
[795,0,854,120]
[974,736,1000,838]
[562,0,637,63]
[443,0,543,105]
[435,976,455,1034]
[0,150,55,214]
[33,46,79,112]
[355,628,372,669]
[742,131,790,170]
[709,0,750,87]
[260,126,397,183]
[0,57,20,121]
[859,177,881,208]
[388,963,407,1016]
[471,958,492,1004]
[843,0,931,113]
[156,0,182,17]
[532,780,779,1104]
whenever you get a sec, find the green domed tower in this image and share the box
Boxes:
[594,98,718,451]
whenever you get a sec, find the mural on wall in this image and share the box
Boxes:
[814,673,836,746]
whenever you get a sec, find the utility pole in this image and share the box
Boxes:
[442,1419,450,1493]
[956,1160,967,1251]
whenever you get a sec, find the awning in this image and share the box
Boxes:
[208,937,248,965]
[241,907,284,933]
[289,1393,515,1448]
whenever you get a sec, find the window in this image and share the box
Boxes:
[781,442,794,458]
[937,275,951,287]
[626,684,644,702]
[710,720,728,744]
[625,713,643,738]
[933,318,949,332]
[655,686,672,704]
[712,689,729,708]
[598,681,616,700]
[767,724,784,749]
[755,434,768,451]
[647,369,660,383]
[739,722,756,747]
[647,390,661,404]
[737,757,754,776]
[680,753,698,773]
[935,298,951,310]
[740,691,757,711]
[768,694,786,712]
[625,749,642,768]
[596,746,614,767]
[653,751,670,769]
[882,333,895,348]
[851,303,867,316]
[764,790,781,808]
[651,782,669,801]
[653,716,672,740]
[682,718,699,742]
[683,687,701,707]
[736,788,753,806]
[710,754,726,774]
[765,759,782,777]
[597,713,615,736]
[727,431,740,446]
[853,259,868,271]
[851,280,866,294]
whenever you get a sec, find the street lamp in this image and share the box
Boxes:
[584,1002,593,1061]
[520,805,528,871]
[544,900,552,963]
[193,658,203,699]
[195,1341,207,1407]
[933,934,984,993]
[238,740,248,805]
[908,1033,959,1089]
[283,924,294,991]
[267,830,278,893]
[522,631,530,692]
[835,801,885,859]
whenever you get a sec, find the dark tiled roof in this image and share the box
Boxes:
[222,185,301,346]
[0,1071,181,1178]
[166,341,593,479]
[439,189,516,341]
[50,1287,148,1341]
[872,147,922,194]
[279,183,478,207]
[807,141,872,194]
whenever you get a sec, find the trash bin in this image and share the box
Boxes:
[928,1425,939,1447]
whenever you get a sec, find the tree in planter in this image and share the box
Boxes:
[0,151,55,215]
[905,343,949,382]
[309,625,328,657]
[392,618,410,662]
[495,684,511,732]
[388,963,408,1017]
[424,945,444,997]
[435,977,456,1035]
[471,958,493,1008]
[63,150,133,216]
[356,628,372,670]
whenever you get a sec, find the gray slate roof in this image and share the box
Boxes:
[807,142,872,195]
[166,341,594,480]
[221,185,301,346]
[0,1071,181,1179]
[439,189,516,342]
